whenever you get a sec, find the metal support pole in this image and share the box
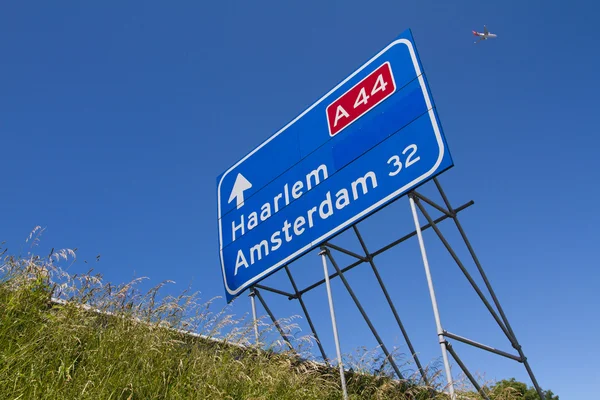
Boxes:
[249,288,260,345]
[320,247,348,400]
[353,225,429,385]
[253,288,295,352]
[433,178,545,400]
[408,194,455,398]
[284,266,329,364]
[442,331,521,362]
[324,248,405,381]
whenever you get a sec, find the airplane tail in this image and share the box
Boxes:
[472,30,479,36]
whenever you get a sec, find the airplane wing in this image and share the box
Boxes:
[484,25,489,34]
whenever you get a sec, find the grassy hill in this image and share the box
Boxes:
[0,236,555,399]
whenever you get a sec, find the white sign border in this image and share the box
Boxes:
[217,39,446,297]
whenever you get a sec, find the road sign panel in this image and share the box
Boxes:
[217,29,453,302]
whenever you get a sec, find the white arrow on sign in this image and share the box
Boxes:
[228,173,252,209]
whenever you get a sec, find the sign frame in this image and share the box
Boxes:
[217,30,452,301]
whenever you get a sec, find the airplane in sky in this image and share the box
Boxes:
[472,25,497,43]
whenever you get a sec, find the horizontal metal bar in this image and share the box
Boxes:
[443,331,521,362]
[254,284,296,299]
[371,200,474,257]
[298,200,474,296]
[300,259,365,296]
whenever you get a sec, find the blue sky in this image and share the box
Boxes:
[1,1,598,398]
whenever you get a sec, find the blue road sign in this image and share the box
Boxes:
[217,29,453,302]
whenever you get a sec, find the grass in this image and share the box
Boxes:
[0,228,546,399]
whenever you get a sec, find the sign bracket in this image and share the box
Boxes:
[432,178,546,398]
[296,200,475,297]
[407,178,545,400]
[244,179,545,399]
[216,28,544,400]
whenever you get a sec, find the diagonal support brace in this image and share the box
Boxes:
[445,341,490,400]
[352,225,429,385]
[284,266,329,364]
[324,247,405,381]
[253,288,295,352]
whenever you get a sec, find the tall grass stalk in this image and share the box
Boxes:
[0,230,530,399]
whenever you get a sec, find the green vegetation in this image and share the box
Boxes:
[479,379,558,400]
[0,231,557,399]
